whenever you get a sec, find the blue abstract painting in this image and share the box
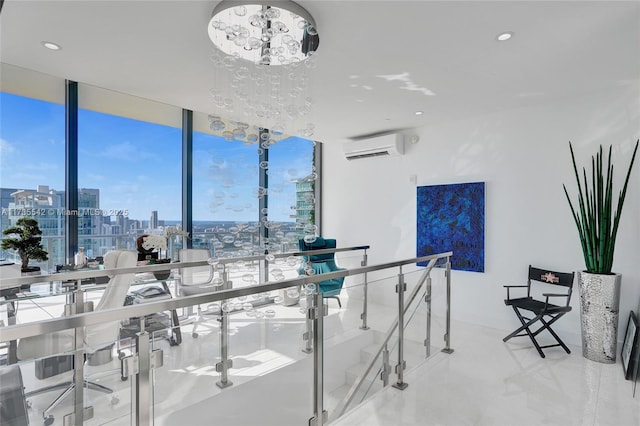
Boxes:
[417,182,485,272]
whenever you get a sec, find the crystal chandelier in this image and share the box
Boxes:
[207,1,319,66]
[206,1,320,140]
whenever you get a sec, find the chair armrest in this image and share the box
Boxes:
[504,285,528,301]
[542,293,570,310]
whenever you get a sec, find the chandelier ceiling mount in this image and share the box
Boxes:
[208,0,320,66]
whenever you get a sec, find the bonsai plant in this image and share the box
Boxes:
[1,217,49,272]
[563,139,639,362]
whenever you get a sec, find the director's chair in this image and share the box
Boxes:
[503,265,575,358]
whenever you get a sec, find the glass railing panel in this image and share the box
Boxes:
[268,253,304,280]
[6,345,79,426]
[82,334,134,425]
[150,290,314,425]
[323,268,400,420]
[399,268,433,372]
[148,308,198,424]
[2,330,133,426]
[334,251,367,271]
[325,257,453,423]
[426,264,450,354]
[0,359,33,425]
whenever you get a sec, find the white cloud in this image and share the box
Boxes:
[21,162,60,171]
[98,141,159,162]
[85,173,106,182]
[0,138,16,155]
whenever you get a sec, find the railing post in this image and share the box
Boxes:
[216,268,233,388]
[309,290,327,426]
[61,280,95,425]
[360,249,369,330]
[302,289,314,354]
[380,344,390,387]
[72,281,86,426]
[392,267,408,390]
[441,257,454,354]
[424,273,432,358]
[120,318,163,426]
[134,324,151,425]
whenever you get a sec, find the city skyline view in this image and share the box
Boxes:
[0,92,314,223]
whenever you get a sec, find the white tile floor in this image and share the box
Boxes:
[6,286,640,426]
[333,320,640,426]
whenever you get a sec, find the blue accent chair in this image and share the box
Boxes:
[299,237,346,307]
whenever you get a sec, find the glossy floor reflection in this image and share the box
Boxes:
[10,283,639,426]
[332,321,640,426]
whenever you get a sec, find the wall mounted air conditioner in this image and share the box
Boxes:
[343,133,405,160]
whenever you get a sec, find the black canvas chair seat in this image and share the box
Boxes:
[505,297,571,315]
[503,266,575,358]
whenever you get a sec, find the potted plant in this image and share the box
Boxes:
[1,217,49,272]
[563,139,639,363]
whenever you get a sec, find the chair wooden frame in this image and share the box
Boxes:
[503,265,575,358]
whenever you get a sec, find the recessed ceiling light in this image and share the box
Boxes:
[41,41,62,51]
[496,32,513,42]
[415,111,424,116]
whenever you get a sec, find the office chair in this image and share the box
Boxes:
[17,250,137,425]
[503,265,575,358]
[298,238,346,307]
[177,249,216,338]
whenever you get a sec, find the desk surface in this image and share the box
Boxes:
[0,272,175,306]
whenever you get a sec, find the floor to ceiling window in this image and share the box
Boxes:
[78,84,182,258]
[192,113,317,282]
[1,64,320,273]
[266,135,316,253]
[0,66,66,270]
[192,112,261,258]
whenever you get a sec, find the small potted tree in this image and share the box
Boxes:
[563,139,639,362]
[1,217,49,272]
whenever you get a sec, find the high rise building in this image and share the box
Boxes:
[292,175,315,232]
[0,185,103,266]
[150,210,158,230]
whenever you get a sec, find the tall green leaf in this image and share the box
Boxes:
[564,140,639,274]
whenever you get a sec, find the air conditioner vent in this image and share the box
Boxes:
[343,134,404,161]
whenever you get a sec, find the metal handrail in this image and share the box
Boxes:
[332,253,451,420]
[0,252,444,344]
[0,245,370,290]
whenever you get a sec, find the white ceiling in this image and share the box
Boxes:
[1,0,639,143]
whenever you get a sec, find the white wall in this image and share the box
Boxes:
[322,84,640,346]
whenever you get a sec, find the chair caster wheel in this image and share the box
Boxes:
[26,400,32,409]
[121,375,128,381]
[169,337,179,346]
[111,396,120,405]
[44,415,54,426]
[192,332,198,338]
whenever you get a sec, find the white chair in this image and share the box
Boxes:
[177,249,217,337]
[17,250,137,425]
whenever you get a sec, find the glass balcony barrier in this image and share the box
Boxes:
[326,254,453,423]
[0,327,134,425]
[0,247,452,426]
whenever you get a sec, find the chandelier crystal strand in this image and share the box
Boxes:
[207,1,319,141]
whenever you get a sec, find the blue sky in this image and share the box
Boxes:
[0,92,313,222]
